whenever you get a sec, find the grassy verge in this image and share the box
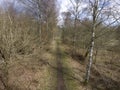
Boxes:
[59,43,79,90]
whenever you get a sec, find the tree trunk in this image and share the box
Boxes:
[94,48,98,64]
[85,0,97,83]
[85,26,95,83]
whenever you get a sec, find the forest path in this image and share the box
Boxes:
[56,40,67,90]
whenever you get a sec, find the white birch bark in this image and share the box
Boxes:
[85,0,97,83]
[85,26,95,83]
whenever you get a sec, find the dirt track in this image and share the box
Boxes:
[56,44,66,90]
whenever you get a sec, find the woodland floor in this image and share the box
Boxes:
[56,41,66,90]
[0,36,120,90]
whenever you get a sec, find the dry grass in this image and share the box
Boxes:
[0,38,119,90]
[61,43,120,90]
[0,40,57,90]
[59,44,87,90]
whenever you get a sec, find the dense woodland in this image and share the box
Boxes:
[0,0,120,90]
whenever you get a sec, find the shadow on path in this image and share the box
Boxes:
[56,42,67,90]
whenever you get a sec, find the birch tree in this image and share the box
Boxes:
[84,0,120,83]
[18,0,57,44]
[85,0,97,83]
